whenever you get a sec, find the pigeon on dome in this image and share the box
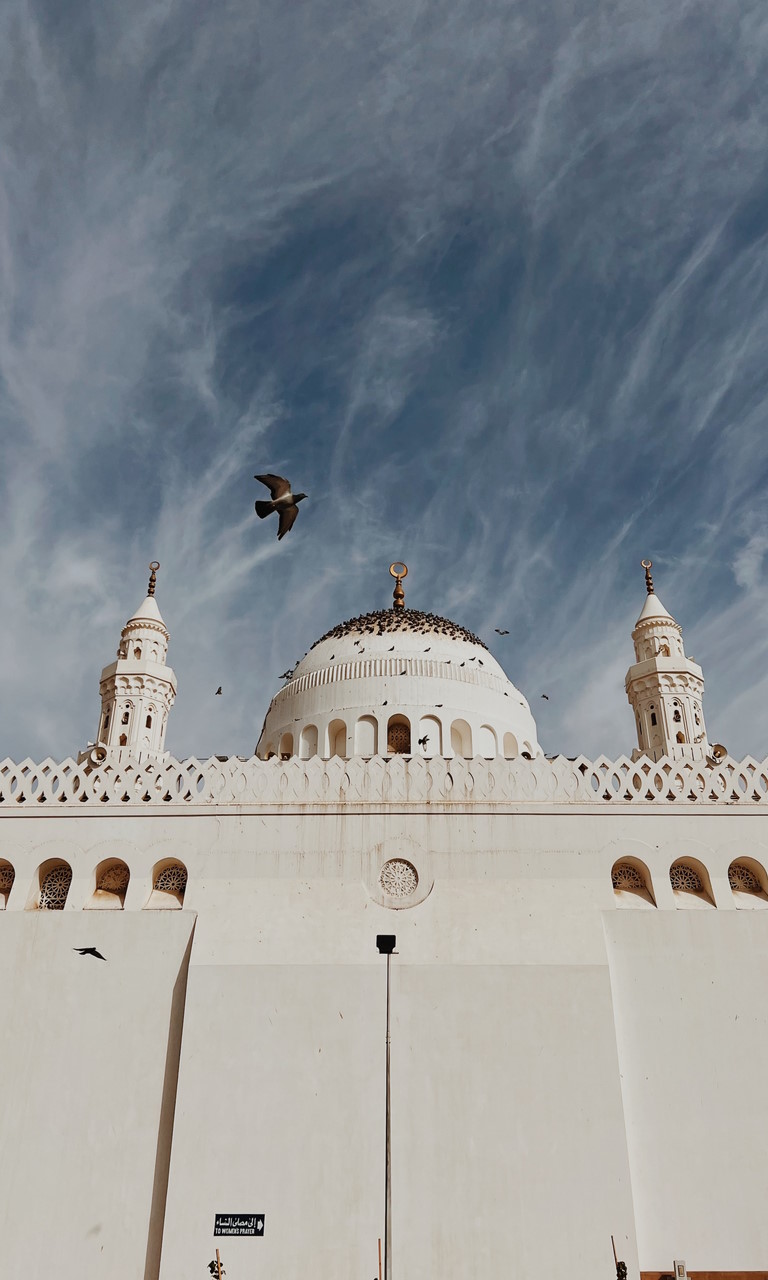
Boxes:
[635,559,676,624]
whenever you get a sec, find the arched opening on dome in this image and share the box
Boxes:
[87,858,130,910]
[418,716,441,756]
[0,860,15,909]
[503,732,518,759]
[145,859,188,909]
[279,732,294,760]
[669,857,715,909]
[611,858,655,908]
[728,858,768,909]
[327,719,347,758]
[387,715,411,755]
[450,719,472,758]
[354,716,378,756]
[299,725,318,759]
[478,725,497,758]
[29,859,73,911]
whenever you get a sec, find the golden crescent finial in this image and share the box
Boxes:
[641,559,653,595]
[389,562,408,609]
[147,561,160,597]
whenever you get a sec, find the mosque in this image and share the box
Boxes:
[1,559,767,1280]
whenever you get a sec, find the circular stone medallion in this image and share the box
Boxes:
[379,858,418,898]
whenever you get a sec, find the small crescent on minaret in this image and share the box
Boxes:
[641,559,653,595]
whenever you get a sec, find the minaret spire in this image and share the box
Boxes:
[625,560,709,762]
[79,562,177,765]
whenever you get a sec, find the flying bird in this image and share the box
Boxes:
[400,669,407,675]
[73,946,106,961]
[418,735,429,747]
[495,628,510,635]
[215,687,222,695]
[435,704,443,708]
[254,473,308,539]
[279,669,294,681]
[541,694,549,700]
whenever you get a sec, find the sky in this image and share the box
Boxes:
[2,0,768,764]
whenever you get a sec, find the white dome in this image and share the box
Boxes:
[256,607,540,761]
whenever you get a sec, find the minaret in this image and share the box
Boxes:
[625,560,708,762]
[82,562,177,764]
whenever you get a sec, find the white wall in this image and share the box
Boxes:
[0,911,194,1279]
[605,911,768,1272]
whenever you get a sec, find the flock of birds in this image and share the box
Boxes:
[211,472,552,704]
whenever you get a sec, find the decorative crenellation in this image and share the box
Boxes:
[3,752,768,808]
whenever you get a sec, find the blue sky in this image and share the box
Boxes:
[2,0,768,763]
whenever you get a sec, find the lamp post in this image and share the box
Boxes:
[376,935,396,1280]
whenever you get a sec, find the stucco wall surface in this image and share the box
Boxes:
[160,963,383,1279]
[0,911,194,1278]
[605,912,768,1272]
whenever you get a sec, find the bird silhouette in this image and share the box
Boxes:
[73,947,106,961]
[541,694,549,700]
[254,474,307,539]
[435,704,443,707]
[495,628,510,635]
[215,687,222,695]
[279,669,294,681]
[418,735,429,747]
[400,669,407,675]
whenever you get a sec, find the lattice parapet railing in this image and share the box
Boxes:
[2,753,768,807]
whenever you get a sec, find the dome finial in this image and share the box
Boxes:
[147,561,160,597]
[389,562,408,610]
[641,559,653,595]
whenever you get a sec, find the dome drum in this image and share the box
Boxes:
[257,608,539,761]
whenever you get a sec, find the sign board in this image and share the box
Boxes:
[214,1214,265,1237]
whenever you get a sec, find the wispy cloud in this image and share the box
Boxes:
[2,0,768,762]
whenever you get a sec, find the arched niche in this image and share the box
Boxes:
[610,857,656,909]
[669,857,715,909]
[387,715,411,755]
[145,859,188,910]
[29,859,73,911]
[279,732,294,760]
[86,858,130,910]
[0,860,15,909]
[728,858,768,909]
[503,732,518,759]
[299,725,318,760]
[326,719,347,758]
[417,715,442,756]
[450,719,472,758]
[478,725,497,758]
[354,716,378,756]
